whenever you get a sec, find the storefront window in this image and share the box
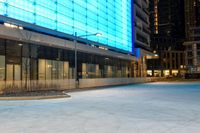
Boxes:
[30,59,38,80]
[104,65,112,78]
[64,62,69,79]
[0,55,5,80]
[82,63,101,78]
[38,59,46,80]
[22,57,30,80]
[46,60,52,80]
[52,60,58,80]
[58,61,64,79]
[0,38,133,82]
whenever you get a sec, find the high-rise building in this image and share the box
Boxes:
[0,0,137,92]
[184,0,200,73]
[134,0,150,50]
[134,0,151,77]
[147,0,186,77]
[149,0,159,35]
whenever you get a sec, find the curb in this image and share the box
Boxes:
[0,94,71,101]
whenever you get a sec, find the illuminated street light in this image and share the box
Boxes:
[74,32,102,87]
[95,33,102,37]
[18,43,23,46]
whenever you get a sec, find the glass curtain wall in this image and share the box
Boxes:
[0,38,132,82]
[0,39,5,81]
[78,52,131,78]
[0,55,5,80]
[0,0,133,52]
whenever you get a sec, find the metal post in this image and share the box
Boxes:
[73,32,102,88]
[74,32,78,87]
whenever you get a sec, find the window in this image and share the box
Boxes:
[38,59,46,80]
[63,62,69,79]
[187,52,193,57]
[22,57,30,81]
[46,60,52,80]
[197,45,200,50]
[187,45,192,50]
[82,63,100,78]
[0,55,5,80]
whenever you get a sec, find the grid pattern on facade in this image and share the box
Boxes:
[0,0,133,52]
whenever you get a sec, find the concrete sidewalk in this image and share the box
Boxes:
[1,82,200,133]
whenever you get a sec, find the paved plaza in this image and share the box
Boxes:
[0,82,200,133]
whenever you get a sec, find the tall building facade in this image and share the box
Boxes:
[0,0,136,93]
[134,0,151,77]
[184,0,200,74]
[147,0,186,77]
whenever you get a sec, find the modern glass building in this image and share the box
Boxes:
[0,0,133,52]
[0,0,135,92]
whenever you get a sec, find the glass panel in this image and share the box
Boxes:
[107,66,112,78]
[0,55,5,80]
[82,63,101,78]
[95,64,100,78]
[104,65,115,78]
[117,69,122,77]
[46,60,52,80]
[58,61,64,79]
[30,59,38,80]
[6,64,13,81]
[82,63,87,79]
[69,68,74,79]
[52,60,58,80]
[63,62,69,79]
[14,65,21,80]
[22,57,30,80]
[38,59,45,80]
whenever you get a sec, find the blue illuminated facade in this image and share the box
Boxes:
[0,0,133,52]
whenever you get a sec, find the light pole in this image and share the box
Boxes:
[74,32,102,87]
[74,32,78,85]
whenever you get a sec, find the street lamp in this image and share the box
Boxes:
[74,32,102,87]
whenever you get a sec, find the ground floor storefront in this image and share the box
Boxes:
[0,24,153,94]
[0,38,136,93]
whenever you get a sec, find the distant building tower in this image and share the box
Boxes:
[134,0,151,77]
[184,0,200,73]
[147,0,186,77]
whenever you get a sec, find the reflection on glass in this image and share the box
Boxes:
[38,59,45,80]
[63,62,69,79]
[6,64,21,81]
[22,57,30,80]
[0,55,5,80]
[52,60,58,79]
[6,64,13,81]
[82,63,100,78]
[46,60,52,80]
[14,65,21,80]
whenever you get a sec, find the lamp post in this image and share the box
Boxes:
[74,32,102,87]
